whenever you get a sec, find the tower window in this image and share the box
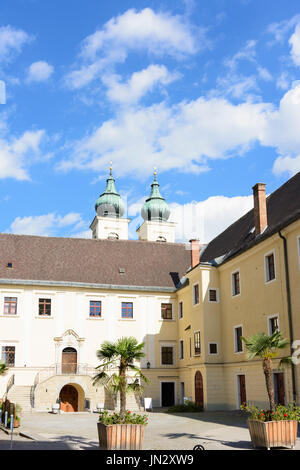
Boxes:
[108,232,119,240]
[156,236,166,242]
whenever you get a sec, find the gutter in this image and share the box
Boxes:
[278,231,297,402]
[0,278,176,294]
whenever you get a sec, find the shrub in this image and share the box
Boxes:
[98,409,148,425]
[241,403,300,422]
[167,400,203,413]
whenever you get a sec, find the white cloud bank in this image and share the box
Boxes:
[65,8,199,90]
[0,25,32,63]
[26,61,54,83]
[7,212,88,237]
[0,129,45,180]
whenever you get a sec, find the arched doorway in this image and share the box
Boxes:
[195,371,204,408]
[59,384,78,412]
[62,347,77,374]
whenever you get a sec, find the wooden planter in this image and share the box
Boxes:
[97,422,145,450]
[248,419,298,449]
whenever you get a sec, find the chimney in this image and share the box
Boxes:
[190,239,200,268]
[252,183,267,236]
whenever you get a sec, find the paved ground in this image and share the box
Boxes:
[1,410,300,450]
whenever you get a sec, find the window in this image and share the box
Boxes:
[193,284,199,305]
[4,297,17,315]
[194,331,201,355]
[179,340,184,360]
[179,301,183,319]
[209,289,218,302]
[234,326,243,353]
[232,271,240,296]
[161,346,174,365]
[90,300,102,317]
[121,302,133,319]
[161,303,172,320]
[269,316,279,335]
[2,346,15,367]
[265,253,276,282]
[39,298,51,316]
[209,343,218,355]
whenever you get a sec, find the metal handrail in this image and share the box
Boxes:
[36,363,97,384]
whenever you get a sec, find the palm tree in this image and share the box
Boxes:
[94,337,150,413]
[0,361,8,375]
[241,331,290,411]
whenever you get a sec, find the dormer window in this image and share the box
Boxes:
[6,262,13,268]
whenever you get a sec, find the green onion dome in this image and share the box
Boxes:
[95,166,125,218]
[141,170,170,222]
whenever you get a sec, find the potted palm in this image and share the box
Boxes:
[94,336,150,450]
[241,331,299,449]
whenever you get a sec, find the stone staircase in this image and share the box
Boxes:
[7,385,32,413]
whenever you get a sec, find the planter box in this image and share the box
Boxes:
[97,422,145,450]
[248,419,298,449]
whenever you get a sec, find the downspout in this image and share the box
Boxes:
[278,230,296,402]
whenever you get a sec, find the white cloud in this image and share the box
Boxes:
[65,8,199,90]
[0,129,45,180]
[276,72,291,90]
[103,65,179,104]
[7,212,87,237]
[273,155,300,177]
[26,61,54,83]
[268,14,300,44]
[289,24,300,66]
[128,194,253,243]
[58,97,268,178]
[0,25,32,62]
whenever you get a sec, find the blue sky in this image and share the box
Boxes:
[1,0,300,242]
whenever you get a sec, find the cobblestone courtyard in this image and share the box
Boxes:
[1,410,300,450]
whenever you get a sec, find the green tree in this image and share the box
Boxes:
[94,337,150,413]
[0,361,8,375]
[241,331,290,411]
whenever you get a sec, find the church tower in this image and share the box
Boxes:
[137,169,176,243]
[90,164,130,240]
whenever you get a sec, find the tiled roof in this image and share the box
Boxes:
[201,171,300,264]
[0,235,190,290]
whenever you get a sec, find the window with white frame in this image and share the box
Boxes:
[209,289,218,302]
[209,343,218,355]
[161,303,173,320]
[234,326,243,353]
[179,301,183,319]
[161,346,174,365]
[179,340,184,360]
[193,284,199,305]
[265,252,276,282]
[4,297,17,315]
[268,315,279,335]
[232,271,241,296]
[2,346,15,367]
[194,331,201,355]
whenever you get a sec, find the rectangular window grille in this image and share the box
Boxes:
[179,301,183,318]
[209,289,218,302]
[2,346,15,367]
[209,343,218,354]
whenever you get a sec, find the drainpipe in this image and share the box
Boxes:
[278,230,297,403]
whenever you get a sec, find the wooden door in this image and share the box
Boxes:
[59,385,78,412]
[62,347,77,374]
[194,371,204,408]
[238,375,247,407]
